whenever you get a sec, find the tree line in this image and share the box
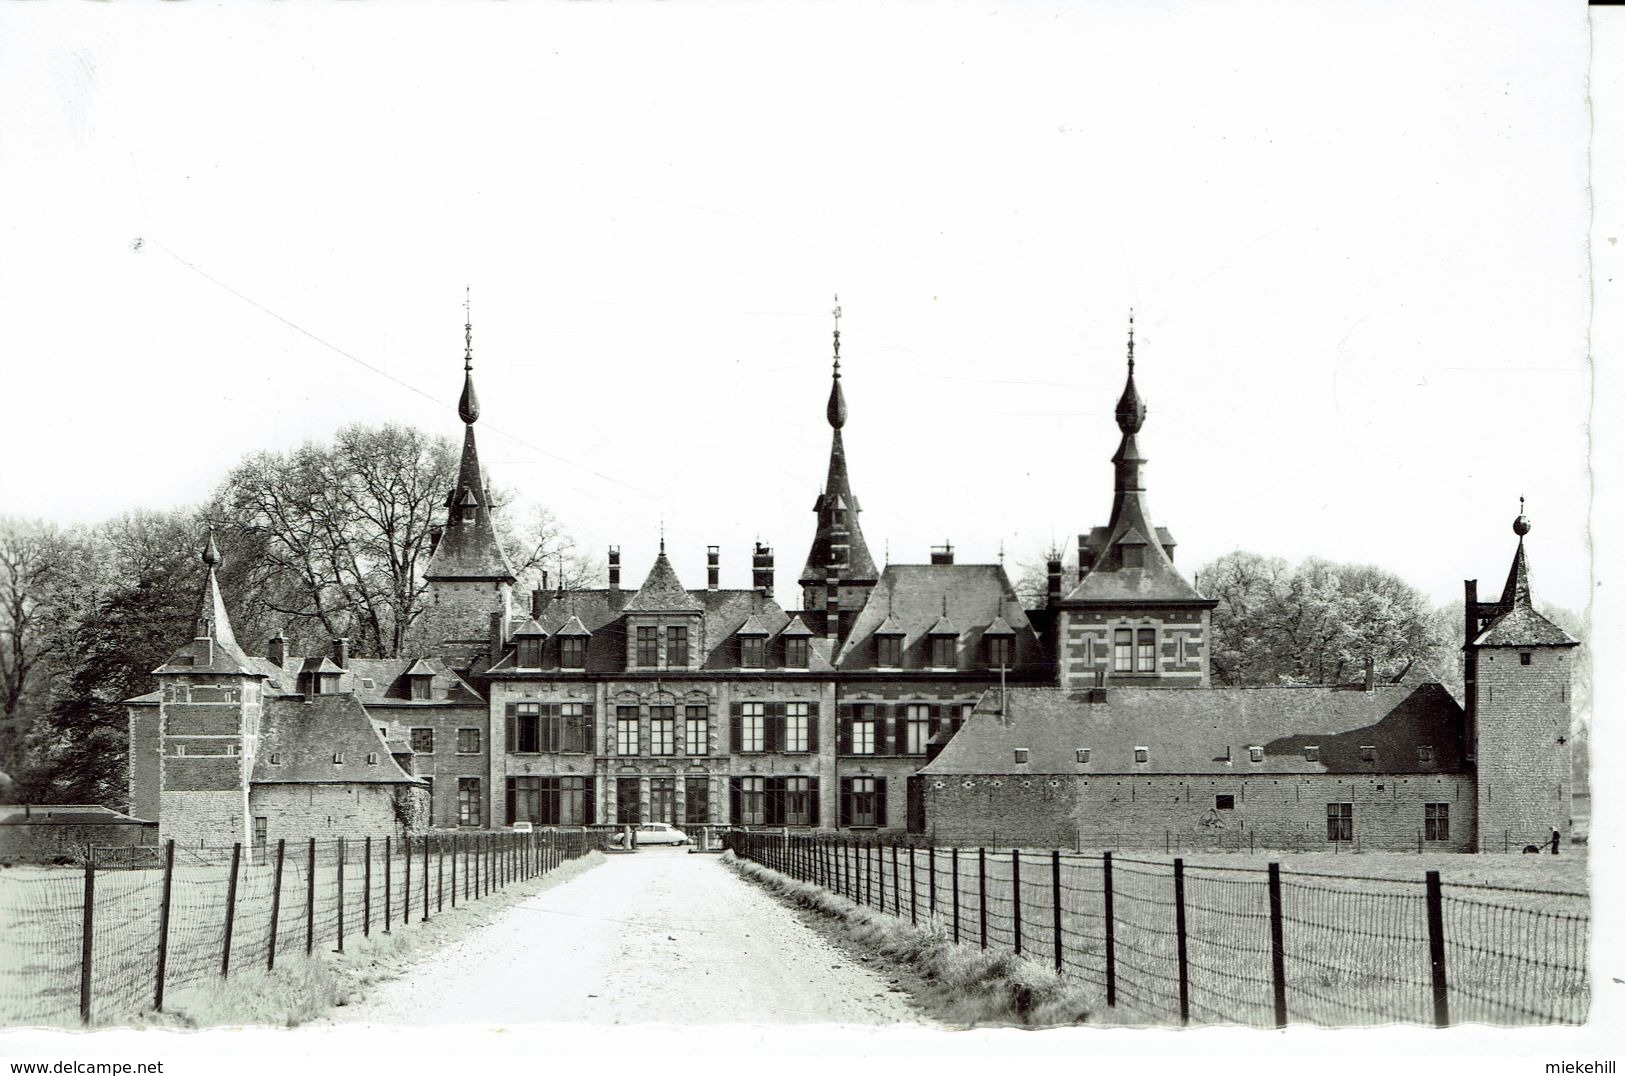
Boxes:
[0,423,593,806]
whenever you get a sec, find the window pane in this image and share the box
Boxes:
[561,637,586,669]
[651,708,675,755]
[878,636,901,666]
[1114,628,1133,672]
[410,728,434,753]
[458,728,480,754]
[617,709,639,755]
[784,702,810,752]
[741,703,765,752]
[458,778,482,826]
[667,627,689,666]
[685,710,709,756]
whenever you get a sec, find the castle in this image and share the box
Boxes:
[125,311,1579,853]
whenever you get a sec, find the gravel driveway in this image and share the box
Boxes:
[336,849,931,1027]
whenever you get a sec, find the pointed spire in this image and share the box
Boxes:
[1501,496,1533,608]
[801,296,877,589]
[156,528,255,674]
[1474,501,1577,648]
[1115,310,1146,435]
[458,288,480,425]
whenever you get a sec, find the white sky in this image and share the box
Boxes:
[0,0,1593,615]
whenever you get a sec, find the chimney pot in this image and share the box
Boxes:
[608,545,621,590]
[1046,556,1063,604]
[531,588,545,619]
[752,542,775,594]
[930,542,955,566]
[331,638,349,670]
[268,634,288,668]
[707,545,720,591]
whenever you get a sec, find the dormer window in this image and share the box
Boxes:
[877,635,902,668]
[785,636,809,668]
[1359,745,1377,763]
[1134,746,1149,764]
[1304,745,1320,763]
[462,505,477,522]
[741,637,765,669]
[1076,748,1090,764]
[1014,748,1029,764]
[931,636,955,668]
[1248,745,1264,763]
[560,636,586,669]
[636,626,659,668]
[516,638,544,668]
[985,636,1012,669]
[410,675,432,701]
[316,673,339,695]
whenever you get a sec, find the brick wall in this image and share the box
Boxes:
[127,706,161,821]
[1060,608,1210,692]
[250,783,413,846]
[161,789,252,847]
[1474,647,1575,851]
[921,773,1476,852]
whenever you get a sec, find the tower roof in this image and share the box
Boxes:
[1062,317,1211,608]
[1473,511,1578,648]
[425,309,516,584]
[155,532,260,676]
[800,297,879,587]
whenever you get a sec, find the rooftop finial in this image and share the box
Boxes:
[464,287,473,373]
[201,527,222,569]
[659,517,666,556]
[1126,308,1136,374]
[457,293,481,425]
[1114,311,1147,435]
[1514,495,1531,537]
[832,293,842,378]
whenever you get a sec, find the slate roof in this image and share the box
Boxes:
[252,694,423,785]
[0,805,154,827]
[834,564,1045,671]
[346,657,484,706]
[1473,541,1579,648]
[424,422,515,582]
[920,682,1468,777]
[622,551,704,613]
[154,567,259,677]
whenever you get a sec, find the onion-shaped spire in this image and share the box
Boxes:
[826,294,847,429]
[458,290,480,425]
[1513,495,1532,537]
[1115,311,1146,434]
[201,528,222,568]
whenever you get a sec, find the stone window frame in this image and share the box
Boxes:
[410,727,434,754]
[649,707,677,756]
[684,706,709,756]
[1424,801,1450,841]
[738,702,767,753]
[560,636,587,670]
[456,727,481,755]
[1133,746,1149,764]
[616,709,640,756]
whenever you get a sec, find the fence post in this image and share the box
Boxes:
[978,847,988,950]
[268,838,285,971]
[404,834,413,923]
[1103,850,1116,1007]
[223,841,242,975]
[909,847,918,925]
[422,833,430,922]
[1012,849,1023,956]
[891,844,900,916]
[951,849,961,944]
[305,837,317,956]
[1267,862,1287,1028]
[383,836,393,933]
[364,836,373,937]
[79,855,95,1026]
[928,845,937,916]
[334,838,344,955]
[1052,850,1063,972]
[1425,869,1450,1027]
[1174,857,1190,1025]
[153,840,176,1010]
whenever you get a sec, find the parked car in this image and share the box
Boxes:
[610,822,690,847]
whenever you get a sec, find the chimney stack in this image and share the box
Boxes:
[707,545,720,591]
[608,546,621,591]
[1046,554,1063,605]
[1078,535,1095,579]
[752,543,774,594]
[331,637,349,670]
[930,542,955,566]
[489,611,507,668]
[268,634,289,669]
[1363,654,1376,692]
[531,588,546,619]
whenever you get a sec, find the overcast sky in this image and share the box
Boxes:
[0,1,1593,615]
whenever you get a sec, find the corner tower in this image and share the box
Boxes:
[1464,503,1580,852]
[423,306,516,668]
[799,297,878,639]
[153,532,267,848]
[1054,315,1216,691]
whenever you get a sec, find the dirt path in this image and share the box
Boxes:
[333,848,932,1027]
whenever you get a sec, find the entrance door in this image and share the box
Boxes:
[650,777,676,824]
[616,777,642,824]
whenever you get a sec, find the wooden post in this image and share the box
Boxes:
[928,845,937,916]
[154,840,175,1010]
[891,843,901,916]
[404,835,413,921]
[451,833,458,907]
[978,847,988,950]
[268,839,285,970]
[1267,862,1287,1028]
[335,838,345,953]
[421,833,430,922]
[438,835,445,912]
[363,836,373,937]
[1174,857,1190,1025]
[1012,849,1023,956]
[1051,850,1063,972]
[951,849,961,944]
[383,835,393,933]
[223,841,242,975]
[305,837,317,956]
[1103,851,1116,1007]
[79,856,95,1026]
[1426,869,1450,1027]
[909,846,918,925]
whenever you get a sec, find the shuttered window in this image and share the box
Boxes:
[877,635,902,667]
[560,636,587,669]
[840,776,886,828]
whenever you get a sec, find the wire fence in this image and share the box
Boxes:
[726,832,1590,1027]
[0,828,601,1027]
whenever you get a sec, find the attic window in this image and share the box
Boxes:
[1304,745,1320,762]
[877,635,902,668]
[1248,746,1264,763]
[462,505,477,522]
[1076,748,1090,764]
[1014,748,1029,764]
[785,636,809,668]
[1134,746,1149,764]
[1359,745,1377,763]
[1417,745,1434,764]
[986,636,1012,668]
[741,637,765,669]
[366,752,379,765]
[1215,794,1236,810]
[410,675,432,701]
[1520,652,1532,666]
[361,678,376,690]
[517,639,544,668]
[333,752,345,765]
[561,636,587,669]
[269,752,281,765]
[931,636,955,668]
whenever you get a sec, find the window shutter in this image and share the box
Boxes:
[766,704,783,753]
[584,709,596,755]
[874,710,891,756]
[837,708,852,755]
[874,777,888,828]
[505,703,517,753]
[584,777,596,825]
[730,703,742,753]
[729,777,742,825]
[764,777,782,827]
[928,703,942,742]
[809,780,821,827]
[807,710,819,753]
[838,777,852,827]
[505,777,517,825]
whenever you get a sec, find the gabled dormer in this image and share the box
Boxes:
[621,543,703,672]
